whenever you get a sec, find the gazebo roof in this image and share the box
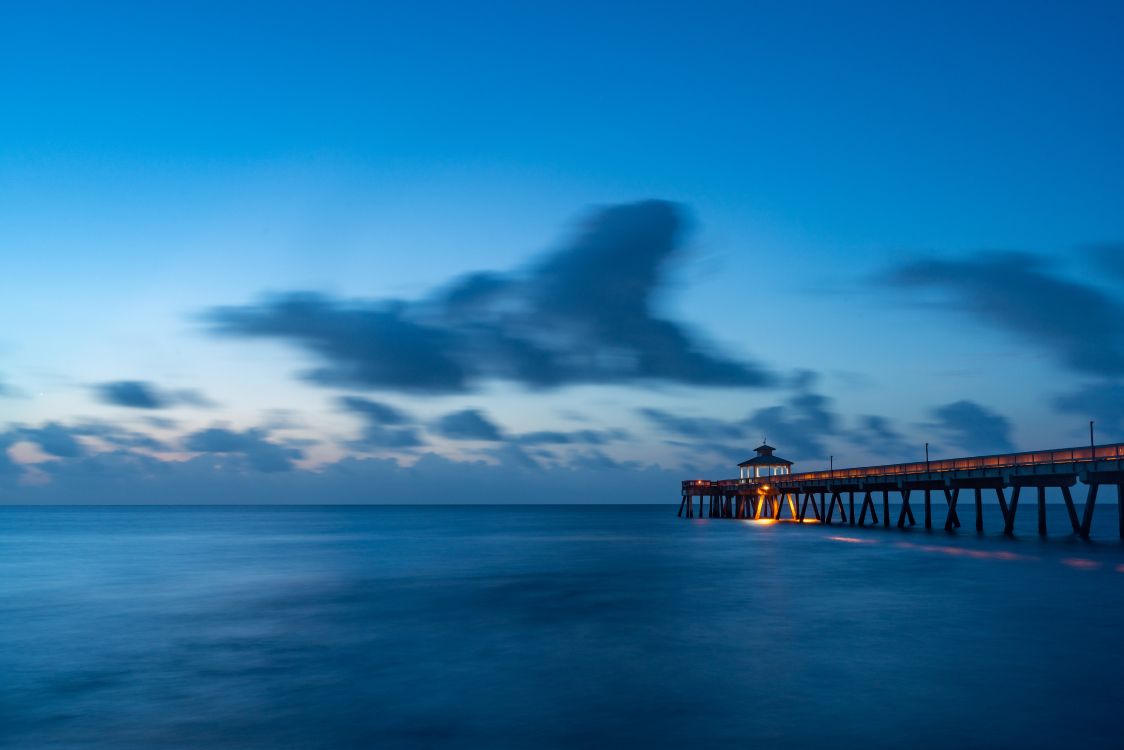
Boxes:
[737,443,793,467]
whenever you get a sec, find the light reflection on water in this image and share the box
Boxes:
[1,504,1123,749]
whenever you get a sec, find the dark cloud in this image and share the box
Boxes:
[885,251,1124,377]
[96,381,164,408]
[514,429,624,446]
[17,422,87,458]
[1053,382,1124,434]
[638,376,840,462]
[0,432,19,475]
[337,396,411,426]
[206,201,775,394]
[926,400,1014,454]
[434,409,503,441]
[748,389,838,461]
[183,427,302,472]
[70,421,170,452]
[848,415,914,460]
[637,409,738,440]
[567,450,630,472]
[337,396,424,450]
[95,380,215,409]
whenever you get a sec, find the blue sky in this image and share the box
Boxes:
[2,1,1123,502]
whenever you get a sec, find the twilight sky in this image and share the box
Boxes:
[3,1,1124,503]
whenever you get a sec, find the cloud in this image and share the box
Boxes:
[747,388,838,461]
[182,427,302,472]
[926,400,1014,454]
[95,380,215,409]
[637,409,738,440]
[884,251,1124,377]
[848,415,914,460]
[434,409,503,441]
[638,375,841,462]
[0,419,696,505]
[337,396,424,450]
[1053,382,1124,434]
[70,421,170,452]
[514,429,624,445]
[337,396,411,426]
[17,422,87,458]
[205,201,775,394]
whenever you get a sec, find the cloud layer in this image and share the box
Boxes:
[206,201,774,394]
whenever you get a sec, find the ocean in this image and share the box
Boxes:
[2,504,1123,749]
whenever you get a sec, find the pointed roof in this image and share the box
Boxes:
[737,443,793,467]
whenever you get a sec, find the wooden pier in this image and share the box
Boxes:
[680,442,1124,539]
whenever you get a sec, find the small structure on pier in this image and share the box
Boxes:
[738,443,793,479]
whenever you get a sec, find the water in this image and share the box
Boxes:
[2,504,1123,749]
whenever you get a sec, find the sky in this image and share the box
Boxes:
[2,0,1124,503]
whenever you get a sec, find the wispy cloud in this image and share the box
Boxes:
[94,380,215,410]
[884,251,1124,377]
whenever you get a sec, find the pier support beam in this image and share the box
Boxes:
[858,490,878,526]
[1038,486,1047,536]
[1118,484,1124,539]
[944,488,961,531]
[897,489,915,528]
[975,487,984,532]
[1080,483,1098,539]
[924,489,932,529]
[1061,486,1081,534]
[1004,486,1020,534]
[944,488,962,528]
[883,490,890,528]
[826,492,847,524]
[995,487,1009,529]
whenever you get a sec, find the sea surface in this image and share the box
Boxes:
[2,504,1123,749]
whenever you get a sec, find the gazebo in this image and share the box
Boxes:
[738,443,793,479]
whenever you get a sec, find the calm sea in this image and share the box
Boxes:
[2,504,1123,749]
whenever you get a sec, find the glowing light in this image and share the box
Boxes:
[894,541,1035,562]
[827,535,875,544]
[1061,557,1101,570]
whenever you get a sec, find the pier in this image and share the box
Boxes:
[680,442,1124,539]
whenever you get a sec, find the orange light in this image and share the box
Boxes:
[827,535,875,544]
